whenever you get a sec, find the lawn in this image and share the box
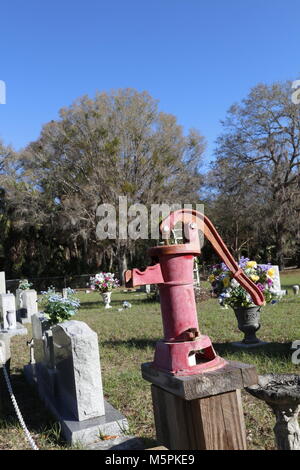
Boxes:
[1,270,300,450]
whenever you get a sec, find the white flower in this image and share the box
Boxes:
[231,279,239,288]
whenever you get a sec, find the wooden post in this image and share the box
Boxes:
[142,360,257,450]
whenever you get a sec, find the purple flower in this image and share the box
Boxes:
[220,262,229,271]
[238,257,250,269]
[259,264,272,272]
[257,283,265,292]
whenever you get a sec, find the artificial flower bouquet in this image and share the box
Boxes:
[90,272,119,293]
[18,279,33,290]
[208,257,278,308]
[39,287,80,325]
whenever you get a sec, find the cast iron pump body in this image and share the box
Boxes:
[125,209,264,376]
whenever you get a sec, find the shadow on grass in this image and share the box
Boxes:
[213,341,293,359]
[102,337,159,349]
[0,370,68,448]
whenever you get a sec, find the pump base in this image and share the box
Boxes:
[153,335,227,376]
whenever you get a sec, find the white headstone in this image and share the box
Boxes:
[270,265,281,293]
[145,284,151,294]
[0,294,16,330]
[16,288,23,310]
[0,272,6,295]
[292,285,300,295]
[258,264,286,296]
[21,290,38,322]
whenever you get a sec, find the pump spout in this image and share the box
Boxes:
[125,263,164,288]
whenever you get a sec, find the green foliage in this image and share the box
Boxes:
[38,288,80,325]
[18,279,33,290]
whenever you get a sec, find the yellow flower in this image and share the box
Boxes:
[246,261,257,268]
[250,274,259,282]
[208,274,215,282]
[267,268,275,278]
[223,277,230,287]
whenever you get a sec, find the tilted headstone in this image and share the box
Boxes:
[31,314,53,367]
[0,272,6,295]
[31,314,55,399]
[52,320,105,421]
[0,294,16,330]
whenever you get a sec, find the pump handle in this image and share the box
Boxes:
[160,209,265,306]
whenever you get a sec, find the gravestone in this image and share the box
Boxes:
[24,316,129,445]
[30,314,56,399]
[0,294,17,330]
[292,285,299,295]
[258,265,286,297]
[31,314,53,367]
[19,290,38,323]
[52,321,105,420]
[16,288,23,310]
[0,272,6,295]
[270,265,281,293]
[0,332,11,417]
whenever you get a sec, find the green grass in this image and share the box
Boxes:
[1,270,300,450]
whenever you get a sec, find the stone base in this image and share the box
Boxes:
[1,323,28,337]
[84,435,145,450]
[231,340,268,349]
[24,364,129,445]
[18,317,32,325]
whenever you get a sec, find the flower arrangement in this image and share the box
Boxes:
[39,287,80,325]
[18,279,33,290]
[90,273,119,293]
[208,257,277,308]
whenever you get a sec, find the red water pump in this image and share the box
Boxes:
[125,209,264,376]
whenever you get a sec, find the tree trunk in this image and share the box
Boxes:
[274,231,285,271]
[118,245,128,285]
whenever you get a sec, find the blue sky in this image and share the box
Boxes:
[0,0,299,166]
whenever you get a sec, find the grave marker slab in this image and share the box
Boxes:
[0,294,16,330]
[52,320,105,420]
[20,290,38,323]
[0,272,5,295]
[24,317,128,444]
